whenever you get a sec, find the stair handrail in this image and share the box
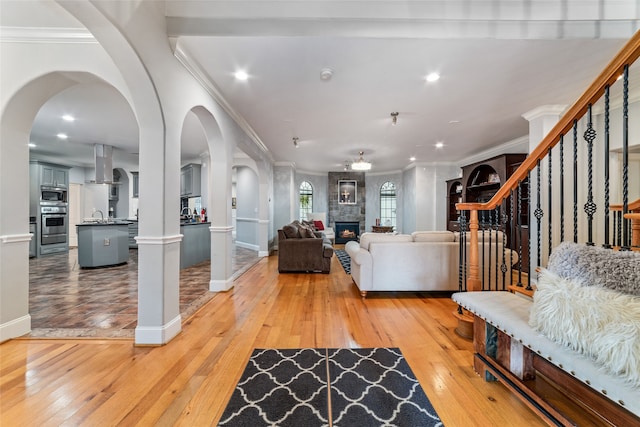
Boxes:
[610,198,640,211]
[455,30,640,292]
[457,30,640,214]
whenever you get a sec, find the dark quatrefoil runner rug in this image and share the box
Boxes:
[218,347,443,426]
[335,249,351,275]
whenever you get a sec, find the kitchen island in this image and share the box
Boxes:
[180,222,211,268]
[76,221,131,268]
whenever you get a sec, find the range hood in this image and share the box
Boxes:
[92,144,113,184]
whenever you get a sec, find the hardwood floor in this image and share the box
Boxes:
[1,254,545,426]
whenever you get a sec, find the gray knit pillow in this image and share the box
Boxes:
[547,242,640,297]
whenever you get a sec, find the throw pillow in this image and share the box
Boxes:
[302,220,317,231]
[282,223,300,238]
[313,220,325,230]
[530,268,640,388]
[299,226,315,238]
[547,242,640,297]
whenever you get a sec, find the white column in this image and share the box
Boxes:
[134,123,182,345]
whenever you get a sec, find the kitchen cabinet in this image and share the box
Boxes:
[180,222,210,268]
[29,223,36,257]
[31,161,69,188]
[41,164,68,188]
[128,221,138,248]
[180,164,201,197]
[132,172,139,198]
[76,222,129,267]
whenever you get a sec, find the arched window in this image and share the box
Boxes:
[299,181,313,220]
[380,182,397,228]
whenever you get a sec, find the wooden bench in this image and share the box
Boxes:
[452,291,640,427]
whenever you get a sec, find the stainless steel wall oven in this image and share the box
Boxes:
[41,205,67,245]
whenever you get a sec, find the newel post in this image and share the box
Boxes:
[467,209,482,292]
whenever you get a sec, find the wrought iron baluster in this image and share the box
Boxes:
[573,120,578,244]
[517,181,523,287]
[509,189,515,287]
[622,64,630,251]
[583,104,597,246]
[458,210,465,293]
[534,160,543,277]
[461,211,468,291]
[603,85,611,249]
[501,204,508,290]
[494,208,499,291]
[481,210,486,291]
[560,135,565,242]
[526,171,533,291]
[548,148,553,257]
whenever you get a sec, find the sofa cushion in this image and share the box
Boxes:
[313,220,325,230]
[530,268,640,388]
[299,226,315,238]
[282,223,300,238]
[302,220,316,230]
[547,242,640,297]
[359,232,413,250]
[411,231,455,242]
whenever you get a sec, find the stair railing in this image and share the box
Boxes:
[456,30,640,293]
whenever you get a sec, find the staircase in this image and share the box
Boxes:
[454,30,640,327]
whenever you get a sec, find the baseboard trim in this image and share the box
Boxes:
[258,250,269,257]
[0,314,31,343]
[210,277,234,292]
[235,241,259,251]
[134,314,181,345]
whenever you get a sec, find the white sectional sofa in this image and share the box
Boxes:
[345,230,518,297]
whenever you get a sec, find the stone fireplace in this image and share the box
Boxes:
[335,221,360,244]
[328,171,366,238]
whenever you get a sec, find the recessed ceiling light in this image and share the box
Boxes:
[28,142,36,148]
[409,156,416,162]
[425,72,440,82]
[62,114,75,122]
[435,142,444,149]
[448,120,460,124]
[57,133,68,140]
[234,70,249,81]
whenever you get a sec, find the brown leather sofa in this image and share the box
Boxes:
[277,221,334,273]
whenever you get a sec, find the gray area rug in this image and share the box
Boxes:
[218,347,443,426]
[335,249,351,275]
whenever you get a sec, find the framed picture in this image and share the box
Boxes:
[338,180,357,204]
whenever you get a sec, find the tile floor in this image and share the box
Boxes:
[27,246,260,338]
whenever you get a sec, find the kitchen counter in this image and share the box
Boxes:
[76,222,129,267]
[180,222,210,268]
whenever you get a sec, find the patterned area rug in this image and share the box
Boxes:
[218,348,443,426]
[335,249,351,275]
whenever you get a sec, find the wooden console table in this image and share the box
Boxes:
[371,225,394,233]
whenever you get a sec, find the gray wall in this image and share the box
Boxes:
[295,171,328,220]
[402,167,416,233]
[274,165,295,230]
[235,166,259,247]
[365,172,403,233]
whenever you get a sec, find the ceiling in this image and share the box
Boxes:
[2,1,639,173]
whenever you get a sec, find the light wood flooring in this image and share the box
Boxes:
[1,253,546,426]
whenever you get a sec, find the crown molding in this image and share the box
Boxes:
[174,44,273,162]
[0,26,96,43]
[457,136,529,167]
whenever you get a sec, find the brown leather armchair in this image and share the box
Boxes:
[277,225,334,273]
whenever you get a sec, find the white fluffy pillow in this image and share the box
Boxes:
[529,268,640,388]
